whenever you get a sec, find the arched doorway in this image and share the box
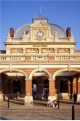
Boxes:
[0,70,27,100]
[54,70,80,100]
[31,70,50,100]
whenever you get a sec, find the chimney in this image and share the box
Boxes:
[10,28,14,37]
[66,27,71,37]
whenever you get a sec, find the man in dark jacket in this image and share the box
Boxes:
[73,92,77,104]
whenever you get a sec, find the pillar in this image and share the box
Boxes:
[48,79,57,101]
[25,79,33,105]
[72,77,77,93]
[68,80,73,99]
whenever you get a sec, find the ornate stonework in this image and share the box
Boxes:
[10,48,23,54]
[57,48,70,53]
[0,16,80,104]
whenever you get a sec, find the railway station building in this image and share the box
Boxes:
[0,16,80,105]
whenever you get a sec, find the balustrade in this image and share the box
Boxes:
[56,56,80,61]
[0,55,25,61]
[0,54,80,63]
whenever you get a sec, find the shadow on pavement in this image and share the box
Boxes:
[60,100,80,105]
[4,99,24,105]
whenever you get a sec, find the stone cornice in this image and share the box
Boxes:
[0,61,80,65]
[0,53,80,56]
[4,41,76,45]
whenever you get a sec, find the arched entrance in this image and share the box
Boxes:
[54,69,80,100]
[0,69,27,100]
[31,69,50,100]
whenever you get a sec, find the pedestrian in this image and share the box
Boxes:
[73,92,77,104]
[32,90,36,99]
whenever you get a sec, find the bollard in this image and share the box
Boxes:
[8,97,9,108]
[58,98,59,109]
[72,105,75,120]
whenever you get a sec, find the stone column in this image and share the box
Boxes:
[72,77,77,93]
[70,80,73,99]
[25,79,33,105]
[68,80,72,99]
[48,79,57,101]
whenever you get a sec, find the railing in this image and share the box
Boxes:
[0,54,80,63]
[55,56,80,61]
[0,55,25,61]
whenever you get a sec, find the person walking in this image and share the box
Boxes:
[73,92,77,104]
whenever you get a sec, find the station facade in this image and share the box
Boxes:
[0,16,80,105]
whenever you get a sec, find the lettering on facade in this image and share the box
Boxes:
[33,45,47,47]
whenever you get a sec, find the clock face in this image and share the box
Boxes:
[37,31,44,37]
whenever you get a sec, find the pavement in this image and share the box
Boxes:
[0,99,80,120]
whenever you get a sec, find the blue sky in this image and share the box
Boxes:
[1,0,80,50]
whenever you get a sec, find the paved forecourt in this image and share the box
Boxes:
[0,100,80,120]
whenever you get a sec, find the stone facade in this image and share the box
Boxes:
[0,16,80,104]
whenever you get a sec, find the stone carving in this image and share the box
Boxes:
[27,21,55,42]
[42,48,54,53]
[57,48,70,53]
[26,48,39,53]
[10,48,23,53]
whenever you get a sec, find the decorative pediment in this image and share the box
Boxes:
[10,48,23,54]
[22,20,55,42]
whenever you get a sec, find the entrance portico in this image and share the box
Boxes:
[53,69,80,101]
[25,69,57,105]
[0,69,27,101]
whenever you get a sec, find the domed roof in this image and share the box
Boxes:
[14,24,29,38]
[49,23,66,38]
[14,23,66,38]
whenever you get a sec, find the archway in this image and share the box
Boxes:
[0,69,27,100]
[30,69,50,100]
[54,69,80,100]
